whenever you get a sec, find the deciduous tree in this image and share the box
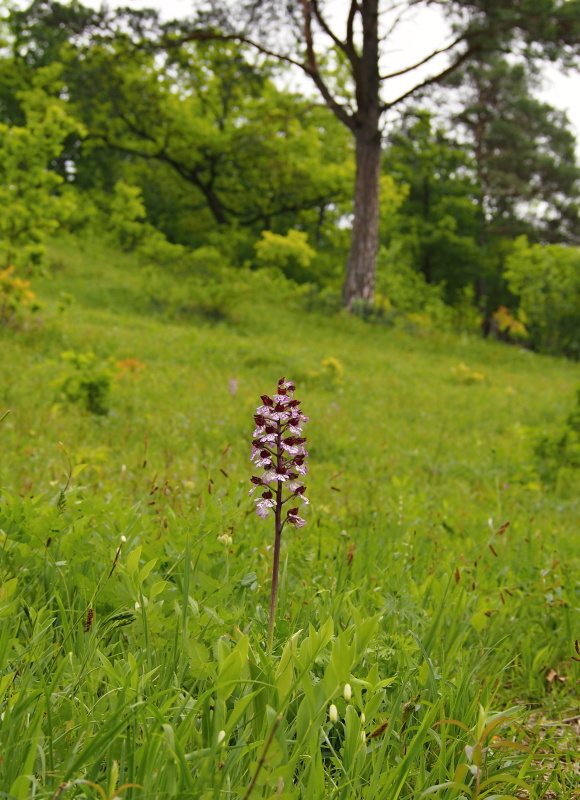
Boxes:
[166,0,580,307]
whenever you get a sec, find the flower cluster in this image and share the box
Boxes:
[250,377,309,528]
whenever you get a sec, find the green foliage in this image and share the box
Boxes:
[504,236,580,358]
[57,39,353,252]
[254,229,316,282]
[144,254,305,323]
[0,266,37,324]
[383,112,484,298]
[371,245,454,330]
[0,100,80,271]
[491,305,528,342]
[107,180,148,250]
[534,388,580,486]
[52,350,114,415]
[93,181,184,262]
[446,55,580,246]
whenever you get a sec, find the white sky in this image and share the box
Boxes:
[68,0,580,144]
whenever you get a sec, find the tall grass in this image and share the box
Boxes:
[0,236,578,798]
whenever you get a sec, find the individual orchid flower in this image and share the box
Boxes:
[250,378,309,647]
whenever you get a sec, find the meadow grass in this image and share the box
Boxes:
[0,236,578,799]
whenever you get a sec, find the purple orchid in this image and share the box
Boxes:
[250,378,309,646]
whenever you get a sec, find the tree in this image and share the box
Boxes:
[505,236,580,357]
[8,0,580,305]
[4,4,355,270]
[74,40,353,269]
[383,111,483,297]
[164,0,580,308]
[445,55,580,246]
[0,78,81,272]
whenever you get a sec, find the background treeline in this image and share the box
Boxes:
[2,1,580,357]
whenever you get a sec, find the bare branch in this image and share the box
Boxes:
[310,0,344,52]
[379,33,465,81]
[310,0,359,69]
[380,5,411,43]
[170,30,305,71]
[384,42,482,110]
[346,0,358,52]
[299,0,355,130]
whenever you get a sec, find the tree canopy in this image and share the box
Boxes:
[1,0,580,354]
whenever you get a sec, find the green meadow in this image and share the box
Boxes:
[1,237,579,799]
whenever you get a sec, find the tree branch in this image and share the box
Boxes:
[379,33,466,81]
[310,0,344,51]
[346,0,358,53]
[384,42,482,111]
[299,0,355,130]
[164,25,355,130]
[96,136,231,224]
[311,0,359,67]
[166,30,305,71]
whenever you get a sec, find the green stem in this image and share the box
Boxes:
[267,420,284,650]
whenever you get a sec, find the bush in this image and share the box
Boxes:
[0,100,81,273]
[254,229,316,282]
[52,350,114,415]
[534,388,580,485]
[356,245,454,332]
[0,267,37,325]
[504,236,580,358]
[144,261,306,323]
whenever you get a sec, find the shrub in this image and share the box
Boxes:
[0,267,37,325]
[355,245,454,332]
[534,388,580,485]
[254,229,316,282]
[0,101,81,273]
[504,236,580,358]
[53,350,114,415]
[491,305,528,342]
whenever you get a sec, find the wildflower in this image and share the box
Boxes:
[286,507,306,528]
[343,683,352,701]
[217,730,226,745]
[328,704,338,723]
[250,378,309,529]
[251,378,309,647]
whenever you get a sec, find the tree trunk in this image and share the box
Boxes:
[342,127,382,309]
[341,0,381,310]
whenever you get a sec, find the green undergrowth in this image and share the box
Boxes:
[0,236,579,798]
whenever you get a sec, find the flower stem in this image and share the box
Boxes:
[267,421,283,650]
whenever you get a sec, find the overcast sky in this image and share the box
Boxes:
[71,0,580,144]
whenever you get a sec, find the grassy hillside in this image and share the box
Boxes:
[1,237,578,799]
